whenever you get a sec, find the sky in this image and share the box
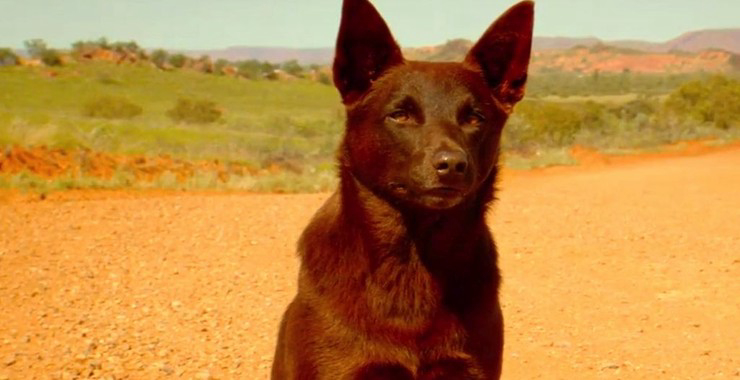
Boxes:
[1,0,739,50]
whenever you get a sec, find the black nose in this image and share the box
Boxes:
[433,150,468,177]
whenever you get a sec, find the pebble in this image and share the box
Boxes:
[160,365,175,375]
[2,355,16,367]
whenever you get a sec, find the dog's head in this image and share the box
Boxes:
[335,0,533,210]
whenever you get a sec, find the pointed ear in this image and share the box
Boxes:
[464,1,534,111]
[333,0,404,104]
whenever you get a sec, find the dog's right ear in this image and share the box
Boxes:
[333,0,404,104]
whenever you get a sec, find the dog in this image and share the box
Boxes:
[272,0,533,378]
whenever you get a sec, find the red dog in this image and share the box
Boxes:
[272,0,533,378]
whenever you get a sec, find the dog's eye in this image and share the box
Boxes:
[464,112,485,126]
[387,110,411,123]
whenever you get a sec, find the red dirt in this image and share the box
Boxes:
[4,141,739,188]
[530,48,734,74]
[1,147,739,379]
[0,146,261,184]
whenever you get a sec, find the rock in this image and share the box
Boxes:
[2,354,16,367]
[600,363,620,371]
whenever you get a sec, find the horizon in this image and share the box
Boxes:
[1,0,739,51]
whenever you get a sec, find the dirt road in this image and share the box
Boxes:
[1,148,738,379]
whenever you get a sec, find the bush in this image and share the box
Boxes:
[166,98,222,124]
[281,60,304,77]
[0,48,19,66]
[317,71,332,85]
[82,96,143,119]
[214,59,229,75]
[664,75,740,129]
[150,49,169,68]
[40,49,63,66]
[506,101,583,148]
[24,39,63,66]
[168,53,188,69]
[611,97,657,119]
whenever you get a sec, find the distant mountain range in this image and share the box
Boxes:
[535,29,740,53]
[186,28,740,65]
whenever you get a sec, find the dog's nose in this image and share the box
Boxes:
[433,150,468,177]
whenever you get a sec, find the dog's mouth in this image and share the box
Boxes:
[390,182,468,209]
[426,186,464,198]
[389,182,409,197]
[421,186,467,209]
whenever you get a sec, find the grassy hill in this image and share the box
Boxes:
[0,62,344,167]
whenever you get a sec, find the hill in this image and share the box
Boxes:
[534,29,740,53]
[185,28,740,64]
[660,29,740,53]
[404,40,739,74]
[530,45,738,74]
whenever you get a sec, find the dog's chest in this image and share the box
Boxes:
[364,247,460,334]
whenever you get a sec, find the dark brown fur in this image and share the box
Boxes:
[272,1,533,379]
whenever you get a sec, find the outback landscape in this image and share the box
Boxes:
[1,20,739,380]
[1,146,739,379]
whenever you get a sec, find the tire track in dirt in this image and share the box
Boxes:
[1,148,738,379]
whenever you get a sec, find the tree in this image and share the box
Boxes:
[214,59,229,75]
[168,53,188,69]
[24,39,48,59]
[236,59,263,79]
[24,39,63,66]
[281,59,303,77]
[664,75,740,129]
[150,49,169,68]
[0,48,20,66]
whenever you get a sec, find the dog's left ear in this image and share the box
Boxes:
[464,1,534,111]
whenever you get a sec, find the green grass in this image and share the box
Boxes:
[0,167,338,194]
[502,148,578,170]
[0,62,343,165]
[540,93,642,104]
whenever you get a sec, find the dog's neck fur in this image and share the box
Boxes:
[338,165,494,264]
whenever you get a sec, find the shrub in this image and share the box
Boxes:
[24,39,63,66]
[40,49,63,66]
[281,59,304,77]
[236,60,266,79]
[664,75,740,129]
[214,59,229,75]
[508,101,582,148]
[0,48,19,66]
[150,49,169,68]
[82,96,143,119]
[168,53,188,69]
[317,71,332,85]
[611,97,657,120]
[166,98,222,124]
